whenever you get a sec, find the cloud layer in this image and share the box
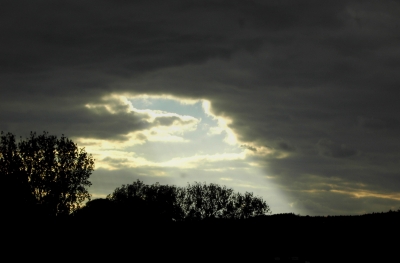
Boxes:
[1,0,400,215]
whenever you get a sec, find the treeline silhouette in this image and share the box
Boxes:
[74,180,271,222]
[1,131,271,221]
[2,131,398,262]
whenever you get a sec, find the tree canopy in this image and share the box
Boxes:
[105,180,271,221]
[0,131,94,216]
[106,180,184,221]
[181,182,270,220]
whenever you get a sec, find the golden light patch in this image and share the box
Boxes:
[235,183,268,189]
[243,145,274,156]
[158,152,247,169]
[331,189,400,201]
[220,177,233,181]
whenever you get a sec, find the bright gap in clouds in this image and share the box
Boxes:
[79,94,293,214]
[127,96,240,163]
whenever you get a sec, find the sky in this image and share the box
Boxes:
[1,0,400,215]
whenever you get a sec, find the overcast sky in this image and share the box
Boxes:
[1,0,400,215]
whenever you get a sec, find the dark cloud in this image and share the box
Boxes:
[153,116,193,127]
[0,95,198,141]
[241,144,257,152]
[317,139,358,158]
[276,141,296,152]
[358,116,400,132]
[0,106,150,140]
[1,0,400,215]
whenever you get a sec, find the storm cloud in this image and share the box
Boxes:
[1,0,400,215]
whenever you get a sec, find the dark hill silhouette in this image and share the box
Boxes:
[11,198,399,262]
[69,181,399,262]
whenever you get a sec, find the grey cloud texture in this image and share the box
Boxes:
[1,0,400,215]
[2,94,198,141]
[317,139,358,159]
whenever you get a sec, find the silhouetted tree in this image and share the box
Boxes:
[106,180,271,221]
[73,198,115,219]
[106,180,183,221]
[0,131,94,217]
[180,182,270,220]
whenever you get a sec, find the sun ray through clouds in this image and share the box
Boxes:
[74,93,294,214]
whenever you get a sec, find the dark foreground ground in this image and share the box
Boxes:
[7,211,399,262]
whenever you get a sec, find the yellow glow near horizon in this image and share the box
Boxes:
[330,189,400,201]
